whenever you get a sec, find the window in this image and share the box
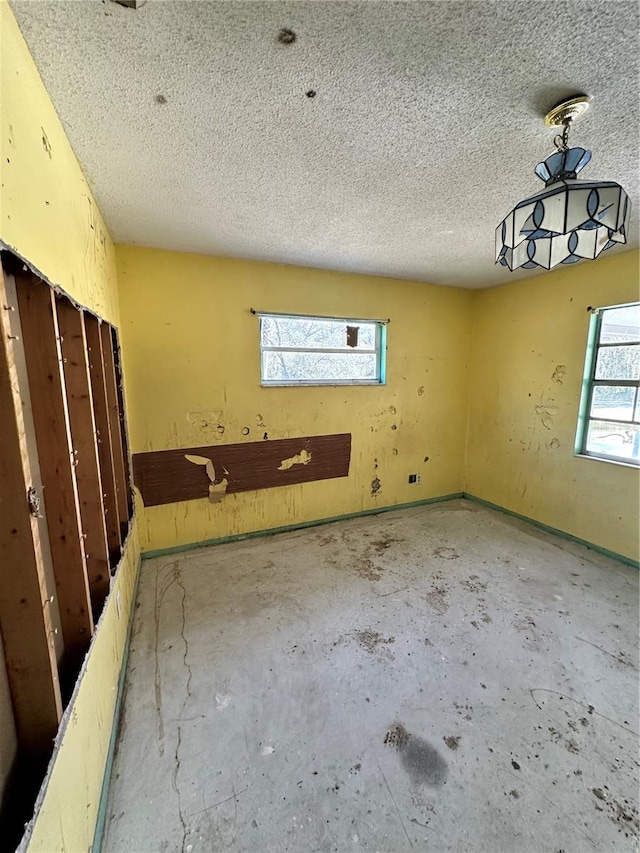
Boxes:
[575,302,640,465]
[258,312,387,386]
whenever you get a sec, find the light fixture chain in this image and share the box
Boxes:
[554,117,572,152]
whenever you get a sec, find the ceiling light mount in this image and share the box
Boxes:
[544,95,591,128]
[495,94,631,273]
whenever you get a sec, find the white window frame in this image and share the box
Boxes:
[574,301,640,467]
[256,311,388,387]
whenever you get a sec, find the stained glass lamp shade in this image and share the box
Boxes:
[495,101,631,272]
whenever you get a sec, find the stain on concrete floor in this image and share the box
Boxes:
[384,722,448,787]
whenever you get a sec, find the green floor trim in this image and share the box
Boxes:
[140,490,638,569]
[92,555,143,853]
[464,493,639,570]
[141,492,465,560]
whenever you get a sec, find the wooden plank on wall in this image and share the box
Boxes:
[56,299,110,617]
[16,273,93,680]
[84,315,120,563]
[133,433,352,507]
[0,267,62,760]
[100,322,129,533]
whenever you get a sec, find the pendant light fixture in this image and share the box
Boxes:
[495,95,631,272]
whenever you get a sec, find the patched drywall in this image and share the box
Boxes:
[466,249,640,563]
[116,247,474,552]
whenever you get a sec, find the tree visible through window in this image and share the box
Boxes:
[259,313,386,385]
[576,302,640,465]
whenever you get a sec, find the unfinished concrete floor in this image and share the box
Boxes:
[103,499,639,852]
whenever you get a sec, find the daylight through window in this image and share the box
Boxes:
[259,313,387,385]
[576,302,640,465]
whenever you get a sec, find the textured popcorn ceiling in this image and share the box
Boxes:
[10,0,640,288]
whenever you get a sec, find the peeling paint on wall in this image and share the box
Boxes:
[278,448,312,470]
[184,454,228,503]
[184,453,215,477]
[186,411,224,433]
[208,479,228,503]
[40,127,52,158]
[534,400,558,430]
[551,365,566,385]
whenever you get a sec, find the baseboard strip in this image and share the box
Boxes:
[91,556,143,853]
[141,492,465,560]
[463,493,639,570]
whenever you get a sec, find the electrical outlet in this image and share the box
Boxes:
[408,474,421,484]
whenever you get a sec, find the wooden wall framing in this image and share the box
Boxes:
[56,300,110,618]
[17,276,95,677]
[0,268,62,763]
[0,255,133,808]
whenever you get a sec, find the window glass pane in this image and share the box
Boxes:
[594,344,640,380]
[261,316,376,350]
[586,420,640,462]
[590,385,635,422]
[263,350,378,383]
[600,305,640,344]
[636,395,640,423]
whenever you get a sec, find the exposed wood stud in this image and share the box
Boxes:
[0,266,62,759]
[56,299,110,617]
[100,322,129,535]
[84,315,121,564]
[16,273,93,682]
[111,326,134,516]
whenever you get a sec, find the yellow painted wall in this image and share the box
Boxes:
[0,0,119,325]
[116,246,474,552]
[466,249,640,562]
[0,4,141,850]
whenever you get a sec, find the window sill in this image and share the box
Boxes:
[574,452,640,470]
[261,381,385,387]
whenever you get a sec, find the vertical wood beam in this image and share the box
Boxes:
[100,322,130,534]
[84,315,121,563]
[56,299,110,618]
[0,268,62,760]
[16,274,93,681]
[111,327,134,517]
